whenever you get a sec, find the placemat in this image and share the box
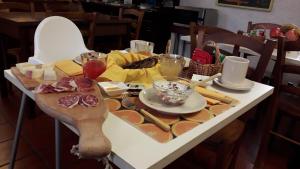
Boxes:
[105,95,238,143]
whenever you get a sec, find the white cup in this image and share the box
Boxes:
[221,56,249,86]
[130,40,154,54]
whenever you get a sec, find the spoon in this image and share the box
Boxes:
[191,73,222,88]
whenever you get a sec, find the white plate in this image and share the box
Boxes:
[139,88,207,115]
[213,77,254,91]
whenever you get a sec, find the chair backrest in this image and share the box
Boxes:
[33,15,90,63]
[44,12,97,49]
[273,36,300,96]
[119,8,144,40]
[0,2,35,13]
[43,1,83,12]
[190,22,276,82]
[247,21,282,33]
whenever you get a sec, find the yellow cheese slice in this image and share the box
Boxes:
[55,60,82,76]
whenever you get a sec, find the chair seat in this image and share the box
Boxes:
[279,93,300,119]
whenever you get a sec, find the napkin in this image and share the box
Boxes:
[100,51,163,87]
[55,60,82,76]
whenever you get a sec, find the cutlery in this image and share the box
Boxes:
[191,73,222,87]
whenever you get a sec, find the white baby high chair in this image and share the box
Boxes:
[28,16,90,64]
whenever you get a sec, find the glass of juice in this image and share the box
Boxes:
[159,54,186,80]
[81,52,107,80]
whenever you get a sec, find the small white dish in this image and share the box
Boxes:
[213,77,254,91]
[139,88,207,115]
[98,82,129,96]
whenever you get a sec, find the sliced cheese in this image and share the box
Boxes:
[19,66,35,75]
[16,62,33,70]
[42,63,55,69]
[32,68,44,79]
[23,67,43,79]
[55,60,82,76]
[44,68,57,81]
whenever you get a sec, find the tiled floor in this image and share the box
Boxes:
[0,88,291,169]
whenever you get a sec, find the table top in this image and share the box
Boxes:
[179,35,300,66]
[4,69,273,169]
[0,12,131,26]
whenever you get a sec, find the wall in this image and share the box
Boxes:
[180,0,300,32]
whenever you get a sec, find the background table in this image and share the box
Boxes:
[0,12,131,97]
[176,35,300,66]
[4,68,273,169]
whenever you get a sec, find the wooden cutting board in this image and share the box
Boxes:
[35,84,112,158]
[11,67,40,90]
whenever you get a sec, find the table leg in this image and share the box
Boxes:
[254,96,276,169]
[0,35,8,97]
[55,119,61,169]
[8,93,27,169]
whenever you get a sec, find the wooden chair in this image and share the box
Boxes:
[0,2,36,63]
[247,21,282,33]
[190,22,276,82]
[255,36,300,169]
[189,22,276,169]
[119,8,144,40]
[0,2,35,13]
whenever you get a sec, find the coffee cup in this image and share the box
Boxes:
[221,56,249,86]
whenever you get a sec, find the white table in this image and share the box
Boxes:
[178,35,300,66]
[4,69,274,169]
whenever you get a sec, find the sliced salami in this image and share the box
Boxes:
[80,94,98,107]
[55,77,77,92]
[58,94,80,108]
[75,77,94,92]
[35,84,56,93]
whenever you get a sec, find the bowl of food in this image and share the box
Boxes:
[153,78,193,105]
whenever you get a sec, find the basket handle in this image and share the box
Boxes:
[201,40,221,64]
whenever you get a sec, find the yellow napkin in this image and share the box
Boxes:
[55,60,82,76]
[100,51,163,87]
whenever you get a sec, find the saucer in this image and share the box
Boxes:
[213,77,254,91]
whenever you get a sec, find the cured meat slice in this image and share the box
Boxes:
[55,77,77,92]
[80,94,98,107]
[75,77,94,92]
[137,123,173,143]
[35,84,56,93]
[58,94,80,108]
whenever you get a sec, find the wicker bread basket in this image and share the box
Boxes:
[187,41,223,77]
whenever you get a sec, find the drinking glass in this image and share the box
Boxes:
[159,54,186,80]
[81,52,107,80]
